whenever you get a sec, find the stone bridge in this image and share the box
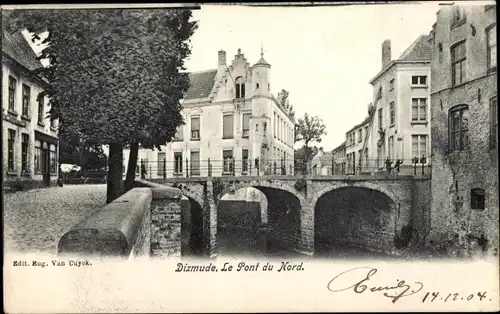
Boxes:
[148,174,431,258]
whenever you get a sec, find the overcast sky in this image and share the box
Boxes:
[23,3,452,151]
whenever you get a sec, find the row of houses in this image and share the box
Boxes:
[329,4,497,251]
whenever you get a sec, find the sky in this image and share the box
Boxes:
[23,2,446,151]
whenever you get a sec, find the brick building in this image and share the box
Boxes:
[2,29,59,188]
[124,48,295,178]
[364,35,433,175]
[428,4,498,256]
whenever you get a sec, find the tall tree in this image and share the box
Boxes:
[294,113,327,163]
[5,9,196,203]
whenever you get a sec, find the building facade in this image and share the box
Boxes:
[345,116,370,174]
[124,48,295,178]
[332,141,346,175]
[2,30,59,187]
[365,36,432,175]
[310,148,333,175]
[428,4,498,256]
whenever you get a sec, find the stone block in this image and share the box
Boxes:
[58,188,153,258]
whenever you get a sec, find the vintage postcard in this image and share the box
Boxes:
[2,1,499,313]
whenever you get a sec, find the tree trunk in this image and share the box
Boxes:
[106,142,124,204]
[124,142,139,192]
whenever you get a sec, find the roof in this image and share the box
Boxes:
[346,116,371,134]
[398,35,432,62]
[333,141,346,152]
[319,152,333,165]
[254,56,270,67]
[2,29,44,72]
[369,34,431,84]
[184,69,218,100]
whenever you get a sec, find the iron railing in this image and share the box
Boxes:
[60,158,431,183]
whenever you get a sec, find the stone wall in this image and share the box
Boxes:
[58,187,153,258]
[134,180,183,258]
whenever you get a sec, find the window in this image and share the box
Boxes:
[50,118,57,129]
[34,140,42,174]
[389,136,394,160]
[222,114,234,139]
[8,129,16,172]
[377,86,382,100]
[487,24,497,72]
[174,152,183,174]
[256,83,259,89]
[22,84,30,117]
[38,97,44,123]
[470,188,485,210]
[191,117,200,140]
[174,124,184,141]
[358,129,362,143]
[451,6,466,26]
[490,97,498,149]
[157,152,166,176]
[411,76,427,86]
[274,112,277,138]
[242,113,250,138]
[389,79,394,91]
[411,135,428,159]
[378,108,383,129]
[390,101,396,126]
[451,41,466,86]
[8,76,16,112]
[412,98,427,122]
[50,144,57,174]
[235,77,245,99]
[364,126,369,141]
[190,151,200,176]
[223,149,233,174]
[242,149,249,174]
[21,133,29,173]
[449,105,469,152]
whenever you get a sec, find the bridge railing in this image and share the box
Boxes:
[127,158,431,180]
[59,158,431,182]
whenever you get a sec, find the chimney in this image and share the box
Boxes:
[382,39,391,69]
[218,50,226,67]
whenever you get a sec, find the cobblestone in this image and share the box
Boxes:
[3,184,106,255]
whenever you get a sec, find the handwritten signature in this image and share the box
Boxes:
[327,266,424,303]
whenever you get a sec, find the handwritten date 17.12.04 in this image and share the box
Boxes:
[422,291,491,303]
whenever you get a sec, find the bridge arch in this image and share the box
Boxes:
[310,181,399,208]
[162,182,206,257]
[312,182,398,257]
[217,180,306,206]
[216,180,304,256]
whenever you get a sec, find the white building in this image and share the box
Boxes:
[124,48,295,179]
[2,29,59,188]
[364,36,432,174]
[344,116,371,174]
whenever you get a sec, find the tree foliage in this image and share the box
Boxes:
[5,9,195,148]
[278,89,295,119]
[294,113,327,162]
[5,9,197,202]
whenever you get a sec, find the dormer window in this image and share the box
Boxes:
[235,77,245,99]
